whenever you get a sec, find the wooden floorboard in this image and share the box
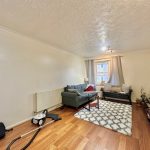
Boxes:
[0,104,150,150]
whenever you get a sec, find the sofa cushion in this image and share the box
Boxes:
[80,92,97,98]
[68,89,81,96]
[111,86,121,93]
[67,84,87,92]
[122,84,131,93]
[104,83,112,92]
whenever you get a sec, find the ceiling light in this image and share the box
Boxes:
[106,49,113,53]
[101,46,107,51]
[106,46,113,53]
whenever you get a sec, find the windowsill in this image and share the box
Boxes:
[96,84,121,87]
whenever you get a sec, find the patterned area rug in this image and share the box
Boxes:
[74,100,132,136]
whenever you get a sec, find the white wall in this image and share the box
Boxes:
[0,28,85,127]
[121,50,150,101]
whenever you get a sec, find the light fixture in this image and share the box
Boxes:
[106,49,113,53]
[106,46,113,53]
[101,46,107,51]
[101,46,113,53]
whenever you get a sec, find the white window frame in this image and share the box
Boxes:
[95,60,110,85]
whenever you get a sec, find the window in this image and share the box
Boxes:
[95,61,109,84]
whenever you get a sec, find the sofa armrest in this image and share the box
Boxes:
[61,92,79,107]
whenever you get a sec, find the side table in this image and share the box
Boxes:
[83,91,100,111]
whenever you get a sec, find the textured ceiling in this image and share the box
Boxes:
[0,0,150,57]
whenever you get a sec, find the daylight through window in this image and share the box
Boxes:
[95,61,109,84]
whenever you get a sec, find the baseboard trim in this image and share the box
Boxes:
[47,103,62,112]
[6,117,32,130]
[6,103,62,129]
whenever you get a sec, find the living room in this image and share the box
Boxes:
[0,1,150,150]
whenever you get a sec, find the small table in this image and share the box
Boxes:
[83,91,100,111]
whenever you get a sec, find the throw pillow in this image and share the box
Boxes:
[111,86,121,93]
[122,84,130,93]
[84,84,95,91]
[104,83,112,91]
[68,89,81,96]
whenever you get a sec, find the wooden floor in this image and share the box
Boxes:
[0,104,150,150]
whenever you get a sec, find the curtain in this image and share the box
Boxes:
[108,56,124,86]
[85,60,95,84]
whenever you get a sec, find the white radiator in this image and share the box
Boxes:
[34,88,63,113]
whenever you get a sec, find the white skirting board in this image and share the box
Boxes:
[7,104,62,129]
[34,88,63,113]
[6,104,62,129]
[6,117,33,130]
[6,88,63,129]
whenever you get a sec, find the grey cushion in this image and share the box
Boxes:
[67,84,87,92]
[68,89,81,96]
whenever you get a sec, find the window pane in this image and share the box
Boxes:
[103,62,108,72]
[96,61,109,84]
[96,62,108,73]
[97,64,103,72]
[103,75,109,82]
[96,76,102,84]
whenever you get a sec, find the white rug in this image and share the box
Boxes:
[74,100,132,136]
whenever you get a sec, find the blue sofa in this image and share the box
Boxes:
[61,84,97,108]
